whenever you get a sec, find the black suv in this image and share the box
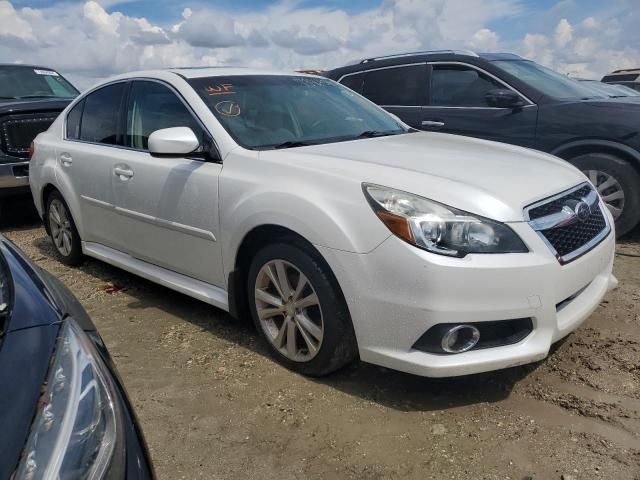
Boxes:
[325,51,640,237]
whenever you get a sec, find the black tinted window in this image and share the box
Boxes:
[362,65,426,106]
[340,73,364,93]
[126,81,203,150]
[66,100,84,140]
[80,83,125,145]
[0,66,78,99]
[430,65,505,107]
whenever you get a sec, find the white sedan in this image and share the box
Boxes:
[29,68,617,377]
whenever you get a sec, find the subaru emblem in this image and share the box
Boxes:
[574,201,591,222]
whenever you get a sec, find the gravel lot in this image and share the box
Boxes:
[2,196,639,480]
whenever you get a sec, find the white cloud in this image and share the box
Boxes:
[0,0,637,88]
[467,28,500,51]
[554,18,572,47]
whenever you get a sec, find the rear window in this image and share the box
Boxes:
[362,65,427,106]
[602,73,639,82]
[339,73,364,93]
[79,83,126,145]
[0,66,78,99]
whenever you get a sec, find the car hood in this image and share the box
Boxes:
[0,97,72,115]
[263,132,586,222]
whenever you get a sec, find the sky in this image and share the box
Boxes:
[1,0,638,89]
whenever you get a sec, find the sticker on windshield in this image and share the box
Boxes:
[34,69,60,76]
[215,101,241,117]
[206,84,235,95]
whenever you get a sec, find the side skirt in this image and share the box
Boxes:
[82,241,229,311]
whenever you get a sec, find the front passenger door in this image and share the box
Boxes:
[422,63,538,148]
[111,80,225,287]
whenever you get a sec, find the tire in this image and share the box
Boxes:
[570,153,640,237]
[45,191,83,265]
[247,242,358,376]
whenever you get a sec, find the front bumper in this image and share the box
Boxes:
[0,160,29,194]
[317,218,617,378]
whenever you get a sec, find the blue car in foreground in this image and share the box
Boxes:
[0,235,153,479]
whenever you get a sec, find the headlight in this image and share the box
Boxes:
[15,319,123,480]
[363,183,528,257]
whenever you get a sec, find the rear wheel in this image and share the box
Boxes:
[570,153,640,237]
[247,242,358,376]
[46,191,83,265]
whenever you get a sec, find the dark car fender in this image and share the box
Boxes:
[551,138,640,169]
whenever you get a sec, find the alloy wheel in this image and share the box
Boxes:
[584,169,625,220]
[254,259,324,362]
[49,199,73,257]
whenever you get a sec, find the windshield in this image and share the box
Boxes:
[188,75,407,149]
[0,66,79,99]
[493,60,599,100]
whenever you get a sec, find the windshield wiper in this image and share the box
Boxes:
[354,130,406,139]
[268,140,314,149]
[0,96,17,99]
[17,95,62,99]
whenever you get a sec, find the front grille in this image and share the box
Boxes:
[527,184,592,220]
[0,113,59,158]
[526,183,610,264]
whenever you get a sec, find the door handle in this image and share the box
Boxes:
[421,120,445,128]
[60,153,73,167]
[114,167,134,180]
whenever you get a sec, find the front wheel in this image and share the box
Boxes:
[570,153,640,237]
[247,242,358,376]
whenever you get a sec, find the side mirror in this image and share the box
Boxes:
[485,88,524,108]
[148,127,200,156]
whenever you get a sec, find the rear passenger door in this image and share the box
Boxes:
[59,81,131,250]
[423,62,538,147]
[341,64,427,128]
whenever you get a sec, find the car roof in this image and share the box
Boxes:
[108,67,308,82]
[0,63,59,70]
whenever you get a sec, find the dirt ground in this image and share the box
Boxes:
[2,196,639,480]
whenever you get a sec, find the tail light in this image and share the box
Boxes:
[28,141,35,160]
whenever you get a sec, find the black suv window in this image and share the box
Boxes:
[339,73,364,94]
[430,64,504,107]
[362,65,426,106]
[79,83,126,145]
[126,80,204,150]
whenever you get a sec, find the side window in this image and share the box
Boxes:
[80,83,125,145]
[66,99,84,140]
[126,80,204,150]
[430,65,506,107]
[362,65,426,106]
[339,73,364,93]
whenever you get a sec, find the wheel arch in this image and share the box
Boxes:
[552,139,640,173]
[227,224,350,323]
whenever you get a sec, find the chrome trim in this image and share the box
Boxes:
[524,182,611,265]
[427,61,535,106]
[81,195,217,241]
[63,77,222,161]
[114,206,217,242]
[337,62,426,84]
[358,49,479,64]
[528,189,599,230]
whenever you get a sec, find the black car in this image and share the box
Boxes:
[0,235,153,479]
[602,68,640,93]
[325,51,640,236]
[0,65,78,200]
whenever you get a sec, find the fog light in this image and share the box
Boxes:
[441,325,480,353]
